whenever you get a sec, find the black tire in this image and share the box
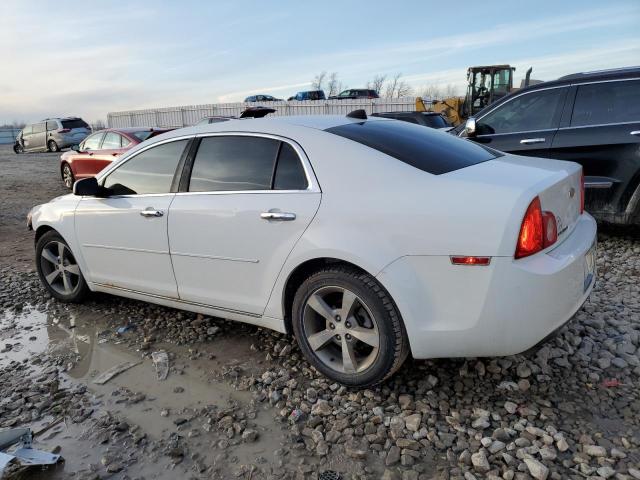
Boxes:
[36,230,89,303]
[48,140,59,152]
[292,265,409,387]
[13,143,23,154]
[61,163,75,189]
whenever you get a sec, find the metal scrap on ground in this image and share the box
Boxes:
[92,361,141,385]
[151,350,169,381]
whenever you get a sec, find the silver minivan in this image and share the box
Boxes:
[16,117,91,153]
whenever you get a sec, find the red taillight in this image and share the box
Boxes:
[450,256,491,266]
[515,197,544,259]
[59,128,71,133]
[515,196,559,259]
[580,170,585,214]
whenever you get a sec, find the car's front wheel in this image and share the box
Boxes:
[61,163,75,189]
[292,266,409,387]
[13,143,23,154]
[48,140,59,152]
[36,230,89,302]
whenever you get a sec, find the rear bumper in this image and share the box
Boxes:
[377,213,597,359]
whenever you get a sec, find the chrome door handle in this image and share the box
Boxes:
[260,211,296,221]
[140,208,164,218]
[520,138,546,145]
[631,130,640,136]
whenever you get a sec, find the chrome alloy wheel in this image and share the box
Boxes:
[39,241,81,295]
[62,165,74,189]
[302,286,380,374]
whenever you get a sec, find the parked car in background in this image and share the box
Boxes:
[372,111,451,129]
[457,67,640,225]
[288,90,326,101]
[30,113,595,386]
[329,89,379,100]
[59,128,170,189]
[14,117,91,153]
[245,94,282,102]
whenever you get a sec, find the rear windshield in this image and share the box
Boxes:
[325,120,500,175]
[61,119,89,129]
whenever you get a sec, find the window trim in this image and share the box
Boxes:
[566,78,640,128]
[101,131,123,150]
[175,132,320,196]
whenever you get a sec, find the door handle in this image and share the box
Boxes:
[520,138,546,145]
[260,211,296,221]
[631,130,640,136]
[112,153,118,156]
[140,208,164,218]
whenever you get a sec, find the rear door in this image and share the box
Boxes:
[168,134,321,315]
[93,131,127,173]
[470,86,568,156]
[550,78,640,217]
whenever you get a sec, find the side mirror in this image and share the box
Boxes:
[71,144,80,152]
[73,177,107,197]
[463,117,477,137]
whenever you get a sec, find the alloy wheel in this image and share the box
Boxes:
[48,141,59,152]
[302,286,380,374]
[39,241,81,295]
[63,165,74,188]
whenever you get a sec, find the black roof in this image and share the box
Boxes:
[473,66,640,118]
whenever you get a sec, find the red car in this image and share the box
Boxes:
[59,128,171,189]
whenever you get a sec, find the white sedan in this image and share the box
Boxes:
[28,113,597,387]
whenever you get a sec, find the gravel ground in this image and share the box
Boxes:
[1,145,639,480]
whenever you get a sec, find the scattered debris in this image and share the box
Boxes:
[93,361,141,385]
[151,350,169,381]
[0,428,62,475]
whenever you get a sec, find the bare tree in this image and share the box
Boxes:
[444,83,459,98]
[327,72,344,97]
[384,74,400,98]
[396,80,413,98]
[91,120,106,131]
[311,71,327,91]
[367,74,386,96]
[421,84,443,100]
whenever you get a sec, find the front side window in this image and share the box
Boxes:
[82,133,104,151]
[104,139,188,195]
[23,125,33,135]
[101,132,122,149]
[189,136,279,192]
[571,80,640,127]
[32,123,45,134]
[477,88,566,134]
[46,121,58,131]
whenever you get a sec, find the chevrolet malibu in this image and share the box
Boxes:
[28,114,597,387]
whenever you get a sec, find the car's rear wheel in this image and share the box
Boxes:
[61,163,75,189]
[36,230,89,303]
[292,266,409,387]
[48,140,59,152]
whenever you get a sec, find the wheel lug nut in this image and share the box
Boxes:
[329,323,335,329]
[335,334,341,340]
[345,334,352,340]
[345,321,351,328]
[335,315,341,322]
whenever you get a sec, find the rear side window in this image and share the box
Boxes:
[274,143,308,190]
[326,120,500,175]
[104,140,188,195]
[421,114,448,128]
[61,119,89,129]
[571,79,640,126]
[189,136,280,192]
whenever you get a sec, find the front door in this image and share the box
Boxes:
[29,122,47,151]
[73,132,105,178]
[467,86,569,157]
[75,138,190,297]
[169,135,321,315]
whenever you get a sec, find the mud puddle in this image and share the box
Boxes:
[1,306,294,479]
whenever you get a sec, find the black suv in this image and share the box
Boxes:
[372,111,451,129]
[457,67,640,225]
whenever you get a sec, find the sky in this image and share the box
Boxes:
[0,0,638,125]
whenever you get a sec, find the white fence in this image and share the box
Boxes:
[107,98,423,128]
[0,128,20,145]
